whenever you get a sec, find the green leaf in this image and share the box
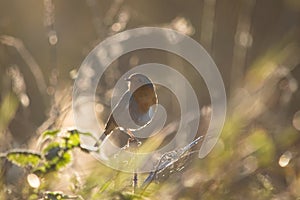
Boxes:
[55,151,72,170]
[77,130,98,142]
[34,165,47,174]
[6,150,41,168]
[67,131,80,148]
[42,141,72,171]
[43,142,61,161]
[42,130,60,138]
[42,191,79,200]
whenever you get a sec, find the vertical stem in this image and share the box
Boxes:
[200,0,217,53]
[230,0,256,95]
[133,172,138,193]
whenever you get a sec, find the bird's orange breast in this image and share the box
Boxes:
[132,85,157,113]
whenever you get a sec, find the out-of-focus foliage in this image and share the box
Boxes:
[0,93,19,133]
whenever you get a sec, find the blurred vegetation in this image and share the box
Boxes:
[1,0,300,200]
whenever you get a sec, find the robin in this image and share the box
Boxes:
[95,73,158,146]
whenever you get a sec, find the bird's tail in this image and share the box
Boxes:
[94,132,107,147]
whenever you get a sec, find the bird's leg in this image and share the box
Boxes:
[126,129,142,146]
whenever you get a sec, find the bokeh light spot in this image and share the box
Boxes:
[279,151,292,167]
[293,111,300,131]
[20,93,30,107]
[48,31,58,45]
[27,173,40,188]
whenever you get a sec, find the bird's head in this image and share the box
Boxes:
[125,73,154,92]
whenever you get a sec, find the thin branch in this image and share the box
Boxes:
[0,35,47,96]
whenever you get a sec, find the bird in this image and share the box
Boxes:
[95,73,158,147]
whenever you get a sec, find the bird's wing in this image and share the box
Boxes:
[102,90,131,136]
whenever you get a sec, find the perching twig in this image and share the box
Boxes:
[141,135,204,191]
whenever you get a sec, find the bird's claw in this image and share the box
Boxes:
[128,137,142,148]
